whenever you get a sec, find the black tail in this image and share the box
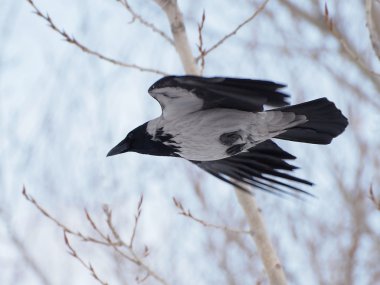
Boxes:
[274,98,348,144]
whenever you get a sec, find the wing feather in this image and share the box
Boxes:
[192,140,313,197]
[148,76,290,117]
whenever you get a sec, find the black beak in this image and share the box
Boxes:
[107,138,130,157]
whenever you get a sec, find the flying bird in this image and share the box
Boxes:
[107,76,348,196]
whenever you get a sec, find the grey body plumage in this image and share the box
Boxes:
[108,75,348,196]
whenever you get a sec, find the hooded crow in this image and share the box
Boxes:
[108,76,348,196]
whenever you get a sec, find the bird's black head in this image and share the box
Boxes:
[107,123,150,157]
[107,122,180,157]
[148,76,179,93]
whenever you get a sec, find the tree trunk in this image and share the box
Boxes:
[153,1,287,284]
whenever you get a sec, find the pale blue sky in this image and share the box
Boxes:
[1,1,379,284]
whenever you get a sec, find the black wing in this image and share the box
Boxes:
[192,140,313,197]
[148,76,290,116]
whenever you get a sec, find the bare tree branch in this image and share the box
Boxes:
[63,231,109,285]
[281,0,380,83]
[117,0,175,46]
[23,187,169,285]
[366,0,380,61]
[323,2,380,77]
[173,197,251,234]
[330,26,380,78]
[153,0,198,74]
[195,0,270,63]
[22,187,123,247]
[100,204,168,285]
[0,210,52,285]
[236,191,288,285]
[26,0,168,75]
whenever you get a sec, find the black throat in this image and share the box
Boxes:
[131,122,181,157]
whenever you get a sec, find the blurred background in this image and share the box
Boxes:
[1,0,380,284]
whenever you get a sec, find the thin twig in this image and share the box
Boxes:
[136,271,150,283]
[26,0,168,75]
[197,10,206,74]
[195,0,270,63]
[331,27,380,77]
[173,197,251,234]
[102,200,169,285]
[369,185,380,210]
[117,0,174,46]
[324,3,380,77]
[283,0,380,79]
[85,208,137,264]
[103,205,124,245]
[22,187,121,247]
[84,208,128,249]
[129,195,143,248]
[63,231,109,285]
[23,187,169,285]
